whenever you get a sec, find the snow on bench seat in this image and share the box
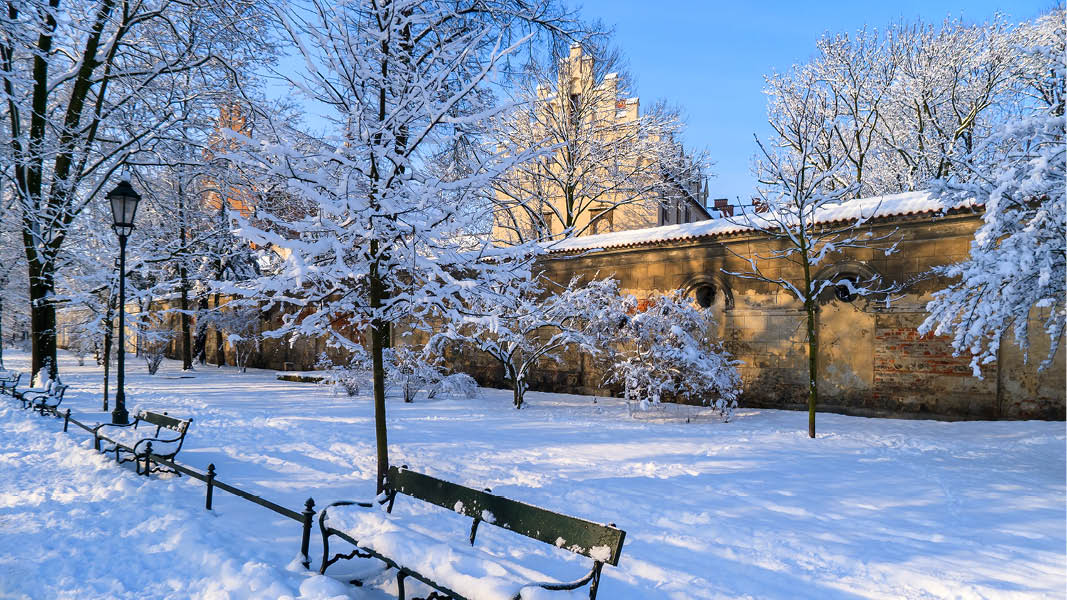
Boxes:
[325,505,587,600]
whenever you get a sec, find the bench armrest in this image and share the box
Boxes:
[131,436,182,455]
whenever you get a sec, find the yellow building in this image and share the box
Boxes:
[493,44,709,244]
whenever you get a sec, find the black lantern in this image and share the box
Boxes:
[108,179,141,237]
[107,177,140,424]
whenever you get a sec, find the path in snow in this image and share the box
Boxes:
[0,350,1063,599]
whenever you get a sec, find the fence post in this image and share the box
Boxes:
[300,497,315,570]
[206,464,216,510]
[143,441,153,477]
[63,409,71,432]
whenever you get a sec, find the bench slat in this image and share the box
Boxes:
[390,466,625,566]
[141,411,188,432]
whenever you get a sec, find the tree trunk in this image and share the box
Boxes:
[369,257,389,495]
[0,293,5,370]
[102,311,112,412]
[513,383,524,409]
[193,295,208,365]
[213,293,225,367]
[27,259,57,382]
[179,275,192,370]
[178,192,192,370]
[805,302,818,438]
[507,363,524,409]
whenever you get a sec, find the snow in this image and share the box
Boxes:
[324,507,585,600]
[544,190,977,254]
[0,395,345,599]
[1,350,1064,599]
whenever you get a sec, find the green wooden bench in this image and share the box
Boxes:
[319,465,626,600]
[93,410,193,476]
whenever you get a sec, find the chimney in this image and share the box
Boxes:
[713,198,733,218]
[752,197,768,213]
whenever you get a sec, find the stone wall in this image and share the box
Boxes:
[534,211,1065,420]
[57,210,1064,420]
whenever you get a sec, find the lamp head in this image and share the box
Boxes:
[107,179,141,238]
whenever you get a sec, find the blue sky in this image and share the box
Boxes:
[573,0,1054,204]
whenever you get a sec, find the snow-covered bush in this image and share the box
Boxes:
[387,346,444,403]
[141,336,169,375]
[603,291,742,421]
[136,315,174,376]
[427,373,480,400]
[211,304,262,374]
[65,328,95,367]
[440,276,622,409]
[317,348,371,397]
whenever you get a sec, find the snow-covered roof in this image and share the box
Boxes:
[544,191,978,254]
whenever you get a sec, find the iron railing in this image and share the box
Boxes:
[54,405,319,568]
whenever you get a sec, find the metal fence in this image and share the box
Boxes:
[53,405,319,569]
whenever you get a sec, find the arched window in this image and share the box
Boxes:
[682,276,733,311]
[693,284,716,308]
[834,276,858,303]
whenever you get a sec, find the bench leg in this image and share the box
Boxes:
[319,527,332,575]
[396,571,406,600]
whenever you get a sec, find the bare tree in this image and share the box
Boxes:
[491,42,707,243]
[730,87,898,438]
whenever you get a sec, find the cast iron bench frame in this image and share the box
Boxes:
[0,372,19,396]
[93,410,193,476]
[319,465,626,600]
[25,383,68,416]
[13,377,55,404]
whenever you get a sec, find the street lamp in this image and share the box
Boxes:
[108,178,141,425]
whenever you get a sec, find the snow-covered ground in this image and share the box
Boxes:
[0,350,1063,599]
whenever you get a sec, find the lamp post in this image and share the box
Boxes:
[107,178,141,425]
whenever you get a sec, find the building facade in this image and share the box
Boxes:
[492,44,710,245]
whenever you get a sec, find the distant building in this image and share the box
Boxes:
[493,44,710,244]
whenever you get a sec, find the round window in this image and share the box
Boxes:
[834,277,858,303]
[694,285,716,308]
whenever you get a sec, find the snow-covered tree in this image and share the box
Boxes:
[229,0,577,492]
[603,291,741,421]
[492,41,706,243]
[0,1,274,381]
[920,12,1065,375]
[764,14,1044,199]
[438,276,619,409]
[733,83,898,438]
[0,220,27,370]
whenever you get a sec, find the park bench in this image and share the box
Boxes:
[14,377,56,405]
[319,465,626,600]
[93,411,193,476]
[26,383,68,416]
[0,371,19,396]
